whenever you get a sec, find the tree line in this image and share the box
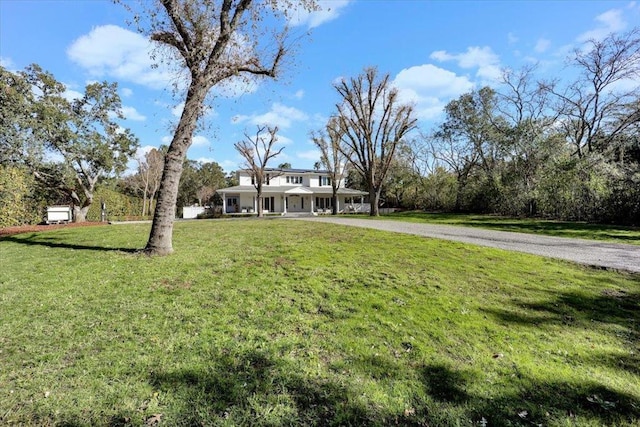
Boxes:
[372,29,640,225]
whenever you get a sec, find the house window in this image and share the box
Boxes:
[263,196,274,211]
[319,176,331,186]
[287,175,303,184]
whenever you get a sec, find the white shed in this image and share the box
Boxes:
[46,206,72,224]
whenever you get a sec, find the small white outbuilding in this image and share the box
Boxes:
[46,206,73,224]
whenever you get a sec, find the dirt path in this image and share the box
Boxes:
[0,222,107,237]
[294,216,640,274]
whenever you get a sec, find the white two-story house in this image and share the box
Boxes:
[217,168,368,215]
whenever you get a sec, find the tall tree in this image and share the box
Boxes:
[429,87,504,211]
[496,66,561,215]
[332,67,417,216]
[124,0,316,255]
[311,116,350,215]
[544,28,640,158]
[130,147,165,216]
[0,64,138,222]
[234,125,283,217]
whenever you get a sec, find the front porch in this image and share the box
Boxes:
[218,186,368,216]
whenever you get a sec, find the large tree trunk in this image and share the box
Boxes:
[331,192,338,215]
[70,188,92,223]
[369,187,380,216]
[73,205,90,223]
[144,81,207,255]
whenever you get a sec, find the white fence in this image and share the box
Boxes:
[182,206,206,219]
[341,204,397,214]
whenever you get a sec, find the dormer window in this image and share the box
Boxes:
[286,175,303,184]
[251,173,270,185]
[319,176,332,186]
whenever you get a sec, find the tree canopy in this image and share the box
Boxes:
[0,64,139,222]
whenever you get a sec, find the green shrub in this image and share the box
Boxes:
[86,187,142,222]
[0,166,44,227]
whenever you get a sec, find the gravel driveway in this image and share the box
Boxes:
[293,216,640,274]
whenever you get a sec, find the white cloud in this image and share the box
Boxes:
[275,134,294,145]
[219,159,240,172]
[135,145,156,161]
[161,136,172,145]
[195,157,216,164]
[1,56,15,69]
[67,25,176,90]
[121,88,133,97]
[120,106,146,121]
[294,89,305,99]
[577,8,627,42]
[296,149,321,160]
[393,64,474,120]
[232,103,308,129]
[508,32,519,45]
[430,46,502,82]
[172,102,185,118]
[192,135,210,147]
[535,38,551,53]
[62,87,84,102]
[288,0,351,29]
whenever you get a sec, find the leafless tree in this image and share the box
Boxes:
[234,125,283,218]
[311,116,351,215]
[544,28,640,158]
[332,67,417,216]
[133,148,164,216]
[122,0,316,254]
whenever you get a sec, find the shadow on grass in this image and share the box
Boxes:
[0,234,139,253]
[483,290,640,345]
[148,348,388,426]
[145,346,640,426]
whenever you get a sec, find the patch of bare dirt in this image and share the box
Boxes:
[0,222,107,237]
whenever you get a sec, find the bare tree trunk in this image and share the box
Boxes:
[332,191,338,215]
[142,192,148,217]
[73,205,90,222]
[369,187,380,216]
[144,81,206,255]
[148,195,154,217]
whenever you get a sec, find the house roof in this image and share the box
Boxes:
[217,185,367,196]
[238,168,331,175]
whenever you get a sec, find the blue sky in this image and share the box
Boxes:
[1,0,639,174]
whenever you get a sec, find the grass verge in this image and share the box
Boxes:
[374,211,640,245]
[1,219,638,426]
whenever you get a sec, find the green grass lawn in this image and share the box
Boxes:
[374,211,640,245]
[1,219,638,426]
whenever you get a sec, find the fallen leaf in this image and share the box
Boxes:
[146,414,163,426]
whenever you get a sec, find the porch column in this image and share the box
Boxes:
[253,196,257,213]
[336,197,340,214]
[310,196,314,213]
[222,192,226,214]
[283,196,287,214]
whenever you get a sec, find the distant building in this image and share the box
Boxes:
[216,168,368,215]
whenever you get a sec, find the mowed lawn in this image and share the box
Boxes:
[0,219,638,426]
[377,211,640,245]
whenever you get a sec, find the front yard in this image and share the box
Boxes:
[1,219,638,425]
